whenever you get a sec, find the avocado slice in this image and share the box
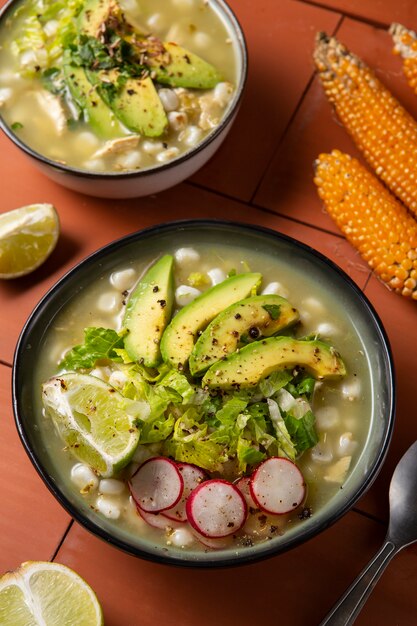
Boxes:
[86,69,168,137]
[160,273,262,369]
[189,295,300,376]
[78,0,122,38]
[148,42,223,89]
[202,337,346,389]
[63,59,123,139]
[123,255,175,367]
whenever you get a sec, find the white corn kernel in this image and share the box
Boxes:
[193,32,212,49]
[213,81,234,107]
[158,88,179,112]
[96,495,121,519]
[97,292,119,313]
[261,281,289,298]
[43,19,59,37]
[116,149,142,170]
[146,12,166,32]
[168,110,188,131]
[316,322,338,337]
[207,268,226,286]
[142,140,164,155]
[83,158,106,171]
[311,442,333,464]
[78,131,100,150]
[71,464,99,493]
[156,147,180,163]
[301,296,325,315]
[174,247,200,264]
[108,370,128,389]
[110,268,136,291]
[175,285,201,307]
[315,406,339,430]
[341,379,361,401]
[0,87,12,106]
[170,527,195,547]
[338,432,358,456]
[99,478,125,495]
[181,125,202,147]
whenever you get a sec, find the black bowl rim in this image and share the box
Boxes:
[12,219,396,568]
[0,0,248,180]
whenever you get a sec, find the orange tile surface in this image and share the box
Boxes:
[255,17,417,232]
[1,0,417,624]
[0,364,70,572]
[305,0,417,28]
[55,514,417,626]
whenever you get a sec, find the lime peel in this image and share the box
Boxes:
[0,203,59,279]
[42,372,143,477]
[0,561,103,626]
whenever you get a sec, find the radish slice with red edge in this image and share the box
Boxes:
[129,456,184,513]
[136,504,182,530]
[186,479,247,538]
[249,457,305,515]
[163,463,208,523]
[235,476,258,510]
[191,528,234,550]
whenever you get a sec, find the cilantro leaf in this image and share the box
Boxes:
[262,304,281,320]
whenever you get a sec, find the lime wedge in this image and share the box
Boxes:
[0,561,103,626]
[42,373,143,477]
[0,203,59,279]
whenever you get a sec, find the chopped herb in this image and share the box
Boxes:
[262,304,281,320]
[227,268,237,277]
[11,122,24,131]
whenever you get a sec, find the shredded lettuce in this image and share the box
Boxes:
[59,327,125,371]
[283,410,318,455]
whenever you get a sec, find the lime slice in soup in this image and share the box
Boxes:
[0,203,59,278]
[42,373,144,477]
[0,560,103,626]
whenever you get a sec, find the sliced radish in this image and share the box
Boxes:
[163,463,208,523]
[191,528,234,550]
[137,505,181,530]
[186,479,247,538]
[129,456,184,513]
[235,476,258,510]
[249,457,305,515]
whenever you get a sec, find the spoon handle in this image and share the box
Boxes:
[319,539,397,626]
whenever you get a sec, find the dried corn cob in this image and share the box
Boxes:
[314,32,417,218]
[391,23,417,92]
[314,149,417,299]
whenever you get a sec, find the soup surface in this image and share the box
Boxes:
[0,0,237,172]
[35,241,371,554]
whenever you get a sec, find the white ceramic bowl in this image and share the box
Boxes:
[0,0,247,198]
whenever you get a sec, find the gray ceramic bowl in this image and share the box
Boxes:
[0,0,247,198]
[13,221,395,567]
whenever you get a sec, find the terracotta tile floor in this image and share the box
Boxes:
[1,0,417,623]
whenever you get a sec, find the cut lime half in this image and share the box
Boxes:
[42,372,144,477]
[0,561,103,626]
[0,203,59,279]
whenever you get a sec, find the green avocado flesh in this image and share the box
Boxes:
[77,0,117,37]
[63,60,123,139]
[189,295,300,376]
[160,273,262,369]
[202,336,347,389]
[149,42,223,89]
[87,69,168,137]
[123,255,174,367]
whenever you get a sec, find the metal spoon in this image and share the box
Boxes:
[320,440,417,625]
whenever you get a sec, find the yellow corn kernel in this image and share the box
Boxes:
[314,150,417,299]
[314,32,417,218]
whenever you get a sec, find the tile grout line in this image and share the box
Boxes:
[294,0,391,30]
[0,359,12,368]
[352,506,386,527]
[50,519,74,562]
[185,178,347,240]
[247,14,345,206]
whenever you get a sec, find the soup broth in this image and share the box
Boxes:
[35,240,371,554]
[0,0,238,172]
